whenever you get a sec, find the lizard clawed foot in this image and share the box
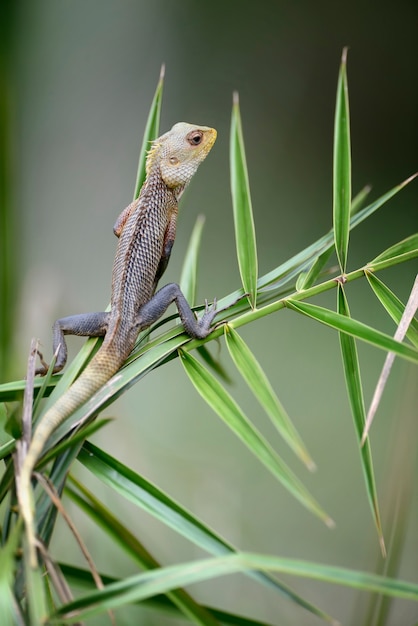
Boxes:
[35,349,50,376]
[211,292,250,331]
[196,298,219,336]
[35,348,63,376]
[198,292,250,336]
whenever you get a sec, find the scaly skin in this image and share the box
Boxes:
[18,123,219,567]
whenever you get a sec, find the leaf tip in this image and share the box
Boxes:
[401,171,418,188]
[325,516,336,530]
[341,46,349,65]
[159,63,166,81]
[233,90,240,107]
[307,459,317,472]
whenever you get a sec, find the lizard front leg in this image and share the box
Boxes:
[37,311,110,375]
[137,283,225,339]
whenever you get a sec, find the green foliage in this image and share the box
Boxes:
[1,52,417,625]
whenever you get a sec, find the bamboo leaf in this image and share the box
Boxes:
[66,481,222,626]
[23,536,48,625]
[180,350,333,527]
[224,326,315,470]
[337,285,385,554]
[366,272,418,348]
[196,344,232,384]
[61,563,276,626]
[38,418,113,468]
[78,442,334,623]
[285,299,418,363]
[333,48,351,273]
[362,274,418,443]
[0,523,22,626]
[230,92,258,307]
[54,553,418,622]
[132,64,164,200]
[350,184,372,216]
[297,247,334,291]
[180,215,206,304]
[369,233,418,266]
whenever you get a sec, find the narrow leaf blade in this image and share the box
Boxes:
[366,272,418,348]
[333,47,351,273]
[230,92,258,306]
[370,233,418,266]
[54,553,418,622]
[133,64,165,200]
[337,285,385,554]
[362,274,418,442]
[285,299,418,363]
[180,350,333,526]
[224,326,315,470]
[66,481,222,626]
[180,215,206,305]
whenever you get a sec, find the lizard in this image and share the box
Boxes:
[18,122,226,567]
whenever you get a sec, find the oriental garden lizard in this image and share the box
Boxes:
[18,122,228,567]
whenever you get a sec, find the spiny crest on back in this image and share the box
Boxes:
[145,140,162,177]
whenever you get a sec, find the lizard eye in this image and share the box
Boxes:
[187,130,203,146]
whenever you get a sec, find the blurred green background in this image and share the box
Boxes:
[2,1,418,624]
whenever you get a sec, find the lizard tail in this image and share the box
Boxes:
[18,351,120,568]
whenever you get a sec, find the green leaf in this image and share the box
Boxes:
[180,349,333,526]
[361,274,418,444]
[66,480,222,626]
[337,285,385,554]
[369,233,418,269]
[366,272,418,348]
[78,442,334,623]
[66,477,264,626]
[230,92,258,307]
[333,47,351,273]
[0,523,22,626]
[53,552,418,622]
[297,247,334,291]
[132,64,164,200]
[285,299,418,363]
[224,326,315,470]
[23,535,48,625]
[350,184,372,216]
[38,418,113,468]
[61,563,276,626]
[196,344,232,384]
[180,214,206,305]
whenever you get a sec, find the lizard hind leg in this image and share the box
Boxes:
[36,311,110,376]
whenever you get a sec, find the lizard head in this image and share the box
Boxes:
[146,122,217,190]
